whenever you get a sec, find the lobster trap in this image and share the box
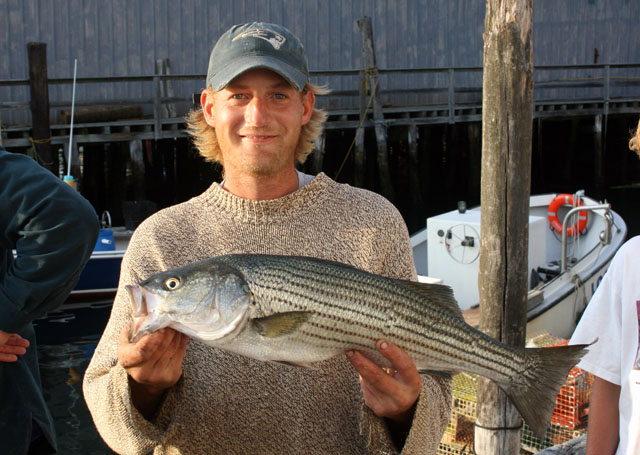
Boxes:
[437,333,592,454]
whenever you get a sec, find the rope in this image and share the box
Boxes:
[473,421,523,432]
[334,72,379,180]
[572,273,587,323]
[29,136,53,166]
[471,421,524,454]
[363,66,378,78]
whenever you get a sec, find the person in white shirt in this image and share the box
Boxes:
[570,118,640,455]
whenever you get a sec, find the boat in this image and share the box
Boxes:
[67,219,131,302]
[67,200,157,302]
[410,191,627,339]
[33,212,132,344]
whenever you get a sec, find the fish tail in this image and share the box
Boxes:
[498,343,589,440]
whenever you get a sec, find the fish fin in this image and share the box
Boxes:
[251,311,313,338]
[269,360,319,370]
[398,281,463,318]
[417,370,455,379]
[497,342,590,440]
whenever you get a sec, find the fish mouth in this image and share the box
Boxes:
[126,284,147,317]
[126,284,165,343]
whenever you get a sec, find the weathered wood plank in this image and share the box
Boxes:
[28,42,55,173]
[358,16,395,203]
[476,0,533,453]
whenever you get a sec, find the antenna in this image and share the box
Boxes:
[64,59,78,188]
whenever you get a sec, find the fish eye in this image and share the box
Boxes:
[164,277,181,291]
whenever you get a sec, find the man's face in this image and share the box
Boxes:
[204,68,314,178]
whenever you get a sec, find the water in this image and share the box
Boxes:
[35,303,114,455]
[37,338,113,454]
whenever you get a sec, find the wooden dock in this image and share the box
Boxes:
[2,63,639,149]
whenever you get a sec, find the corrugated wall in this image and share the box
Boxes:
[1,0,639,126]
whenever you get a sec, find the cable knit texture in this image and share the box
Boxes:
[83,173,451,455]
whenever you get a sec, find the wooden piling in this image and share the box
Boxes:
[128,139,146,200]
[354,71,367,188]
[535,118,544,188]
[310,132,326,176]
[594,114,605,199]
[476,1,533,454]
[357,16,395,203]
[155,59,177,120]
[27,42,55,173]
[407,123,425,228]
[565,118,579,183]
[467,122,482,200]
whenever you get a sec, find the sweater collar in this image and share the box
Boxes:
[200,172,333,222]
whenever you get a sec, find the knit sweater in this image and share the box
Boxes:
[83,173,451,455]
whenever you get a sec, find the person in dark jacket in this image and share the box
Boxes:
[0,146,99,454]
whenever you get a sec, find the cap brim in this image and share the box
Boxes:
[207,55,308,92]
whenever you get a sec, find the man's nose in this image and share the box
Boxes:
[245,97,270,126]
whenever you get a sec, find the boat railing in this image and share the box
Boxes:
[560,203,612,272]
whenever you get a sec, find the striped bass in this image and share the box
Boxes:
[127,254,589,439]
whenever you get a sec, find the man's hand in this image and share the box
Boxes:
[0,330,30,363]
[118,324,188,419]
[347,339,421,423]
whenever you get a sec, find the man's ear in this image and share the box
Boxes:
[301,91,315,126]
[201,89,216,127]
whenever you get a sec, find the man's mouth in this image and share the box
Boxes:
[241,134,275,140]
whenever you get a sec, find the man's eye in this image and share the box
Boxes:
[273,93,287,100]
[231,94,245,100]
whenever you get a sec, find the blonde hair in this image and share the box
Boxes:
[186,82,329,166]
[630,118,640,158]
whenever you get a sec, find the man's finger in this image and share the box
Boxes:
[347,349,395,392]
[151,330,185,368]
[6,334,30,348]
[0,345,27,356]
[375,340,417,377]
[121,326,184,369]
[0,353,19,362]
[158,332,188,370]
[118,323,160,368]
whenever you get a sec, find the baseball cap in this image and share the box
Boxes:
[206,22,309,92]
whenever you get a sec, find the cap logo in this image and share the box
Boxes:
[232,28,286,50]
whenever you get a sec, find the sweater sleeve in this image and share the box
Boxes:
[361,375,452,455]
[363,204,452,454]
[0,149,99,332]
[83,218,188,454]
[400,375,452,454]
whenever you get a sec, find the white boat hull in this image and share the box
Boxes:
[411,193,627,339]
[527,255,611,339]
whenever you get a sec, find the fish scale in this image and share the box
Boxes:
[128,253,590,439]
[264,261,536,382]
[245,262,396,350]
[235,255,522,379]
[219,255,552,377]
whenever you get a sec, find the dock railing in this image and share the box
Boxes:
[1,63,639,148]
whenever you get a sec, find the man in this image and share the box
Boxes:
[0,146,99,454]
[84,22,451,454]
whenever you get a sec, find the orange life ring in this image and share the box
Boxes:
[547,194,588,236]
